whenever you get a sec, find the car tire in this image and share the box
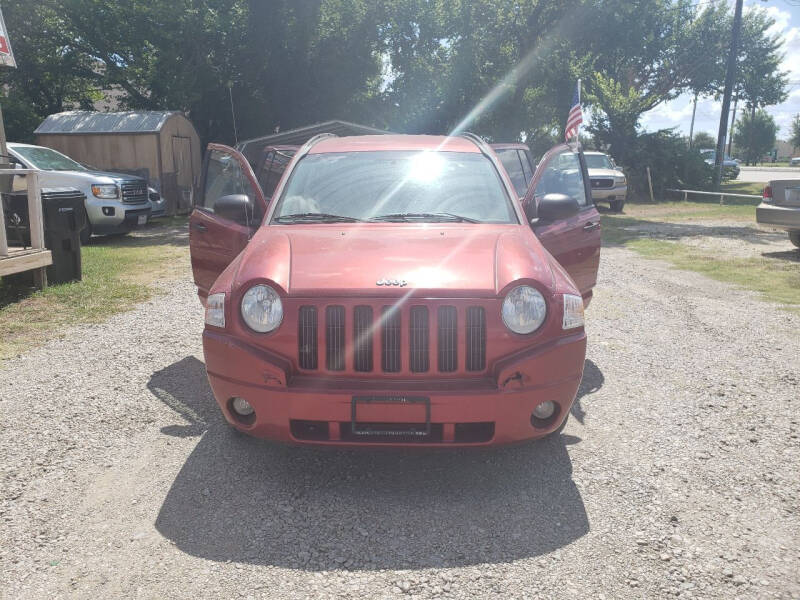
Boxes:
[610,199,625,213]
[789,231,800,248]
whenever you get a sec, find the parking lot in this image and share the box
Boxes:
[2,227,798,599]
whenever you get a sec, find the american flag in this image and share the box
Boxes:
[565,81,582,141]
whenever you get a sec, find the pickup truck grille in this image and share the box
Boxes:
[297,303,487,374]
[591,178,614,189]
[120,181,148,204]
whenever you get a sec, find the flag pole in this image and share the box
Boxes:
[576,79,581,143]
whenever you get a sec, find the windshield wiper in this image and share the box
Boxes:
[274,212,363,224]
[369,212,480,223]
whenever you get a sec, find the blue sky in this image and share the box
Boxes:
[640,0,800,140]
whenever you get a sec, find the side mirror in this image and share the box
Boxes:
[214,193,254,225]
[534,193,580,223]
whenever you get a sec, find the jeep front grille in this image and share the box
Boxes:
[381,306,402,373]
[353,306,373,372]
[437,306,458,372]
[298,306,318,369]
[297,302,487,375]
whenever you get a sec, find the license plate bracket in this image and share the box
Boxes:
[351,396,430,437]
[137,214,148,226]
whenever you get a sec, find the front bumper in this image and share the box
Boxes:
[203,330,587,447]
[591,185,627,201]
[88,201,152,234]
[756,202,800,231]
[150,200,167,218]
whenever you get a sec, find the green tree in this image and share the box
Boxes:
[733,108,777,165]
[692,132,717,149]
[380,0,583,145]
[788,114,800,152]
[585,0,727,165]
[0,0,99,141]
[736,9,788,119]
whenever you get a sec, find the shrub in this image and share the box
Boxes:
[617,130,711,199]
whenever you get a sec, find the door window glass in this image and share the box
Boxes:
[532,150,588,207]
[261,150,293,197]
[496,149,527,197]
[256,151,276,195]
[202,149,252,211]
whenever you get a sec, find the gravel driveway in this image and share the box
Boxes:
[1,247,798,599]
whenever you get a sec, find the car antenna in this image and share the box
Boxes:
[227,81,239,146]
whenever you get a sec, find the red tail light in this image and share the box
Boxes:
[763,185,772,199]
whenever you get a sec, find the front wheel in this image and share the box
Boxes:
[610,199,625,213]
[789,231,800,249]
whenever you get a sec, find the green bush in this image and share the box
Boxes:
[618,130,712,199]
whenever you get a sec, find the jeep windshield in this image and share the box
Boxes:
[271,151,518,224]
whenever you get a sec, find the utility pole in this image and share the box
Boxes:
[727,94,738,156]
[688,92,698,149]
[713,0,743,190]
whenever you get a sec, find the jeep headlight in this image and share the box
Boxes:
[614,176,626,185]
[241,284,283,333]
[91,183,119,199]
[501,285,547,334]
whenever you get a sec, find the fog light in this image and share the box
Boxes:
[533,401,556,420]
[231,397,254,417]
[102,206,115,216]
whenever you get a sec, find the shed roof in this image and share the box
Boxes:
[236,120,392,167]
[237,120,390,152]
[35,111,182,135]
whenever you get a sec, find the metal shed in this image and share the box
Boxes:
[237,120,391,168]
[35,111,201,215]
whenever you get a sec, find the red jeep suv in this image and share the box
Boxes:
[189,134,600,446]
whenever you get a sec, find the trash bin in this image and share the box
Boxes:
[41,187,86,284]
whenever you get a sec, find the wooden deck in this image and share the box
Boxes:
[0,247,53,277]
[1,169,49,287]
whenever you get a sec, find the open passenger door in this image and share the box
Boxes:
[523,144,601,302]
[189,144,267,301]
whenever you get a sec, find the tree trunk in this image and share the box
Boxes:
[748,104,756,165]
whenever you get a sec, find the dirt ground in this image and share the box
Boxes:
[2,239,798,599]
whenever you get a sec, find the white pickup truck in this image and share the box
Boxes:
[7,142,152,244]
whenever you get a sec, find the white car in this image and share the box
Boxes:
[584,151,627,212]
[7,143,151,243]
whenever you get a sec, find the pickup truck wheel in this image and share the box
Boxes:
[789,231,800,248]
[610,199,625,213]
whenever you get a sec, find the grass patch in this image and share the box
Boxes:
[0,218,189,361]
[602,214,800,312]
[621,183,764,222]
[627,238,800,309]
[621,201,756,222]
[719,180,765,199]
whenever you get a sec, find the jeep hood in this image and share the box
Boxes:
[235,225,555,297]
